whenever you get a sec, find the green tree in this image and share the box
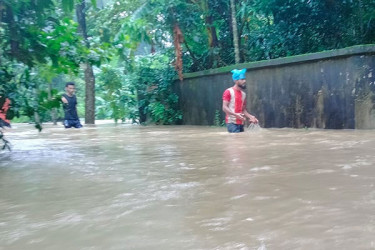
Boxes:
[0,0,85,129]
[95,64,137,123]
[61,0,99,124]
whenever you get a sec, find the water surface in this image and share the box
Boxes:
[1,124,375,250]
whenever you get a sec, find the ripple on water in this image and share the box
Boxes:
[312,169,336,174]
[230,194,248,200]
[337,157,373,170]
[199,216,232,231]
[250,166,274,172]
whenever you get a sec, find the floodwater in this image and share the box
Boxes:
[1,123,375,250]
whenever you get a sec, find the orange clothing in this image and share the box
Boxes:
[0,97,11,124]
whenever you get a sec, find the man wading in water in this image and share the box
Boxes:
[61,82,83,128]
[222,69,258,133]
[0,95,11,128]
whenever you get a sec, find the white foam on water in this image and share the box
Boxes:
[199,217,232,230]
[250,166,273,172]
[257,242,267,250]
[246,123,262,133]
[337,158,372,170]
[230,194,248,200]
[313,169,336,174]
[253,196,273,201]
[341,165,352,170]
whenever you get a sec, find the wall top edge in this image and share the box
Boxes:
[182,44,375,80]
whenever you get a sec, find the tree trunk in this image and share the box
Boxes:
[193,0,219,68]
[34,112,41,126]
[47,82,57,125]
[173,23,184,81]
[76,0,96,124]
[358,0,364,36]
[203,0,219,68]
[76,1,88,40]
[84,63,96,124]
[3,3,23,63]
[137,90,147,124]
[230,0,240,64]
[206,16,219,48]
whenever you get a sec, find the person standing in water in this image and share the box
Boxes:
[222,69,258,133]
[0,95,11,128]
[61,82,83,128]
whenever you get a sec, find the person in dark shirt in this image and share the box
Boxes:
[61,82,83,128]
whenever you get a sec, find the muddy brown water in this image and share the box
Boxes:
[1,123,375,250]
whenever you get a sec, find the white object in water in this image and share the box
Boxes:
[247,123,261,132]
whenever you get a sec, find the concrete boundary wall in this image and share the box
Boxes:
[175,45,375,129]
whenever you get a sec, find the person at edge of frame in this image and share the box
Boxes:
[0,95,11,128]
[61,82,83,129]
[222,68,258,133]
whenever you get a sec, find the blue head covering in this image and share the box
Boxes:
[231,69,246,81]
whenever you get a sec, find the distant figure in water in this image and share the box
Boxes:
[222,69,258,133]
[61,82,83,128]
[0,95,11,128]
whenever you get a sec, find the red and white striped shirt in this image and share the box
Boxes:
[0,97,10,124]
[222,87,246,125]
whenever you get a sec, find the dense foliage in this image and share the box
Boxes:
[1,0,375,131]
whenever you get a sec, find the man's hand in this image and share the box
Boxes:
[61,96,68,104]
[235,113,245,121]
[248,115,259,124]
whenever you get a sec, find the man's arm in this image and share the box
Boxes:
[61,96,70,112]
[243,109,258,124]
[0,98,10,113]
[222,101,245,121]
[61,96,68,104]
